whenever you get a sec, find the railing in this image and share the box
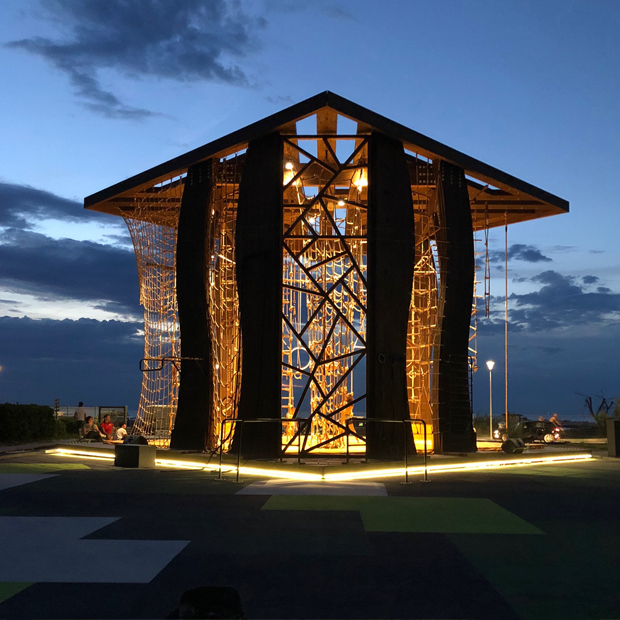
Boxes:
[217,416,429,484]
[346,417,429,483]
[139,356,205,372]
[218,417,309,483]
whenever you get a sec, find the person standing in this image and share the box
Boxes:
[74,402,87,434]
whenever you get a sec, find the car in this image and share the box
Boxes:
[494,420,561,443]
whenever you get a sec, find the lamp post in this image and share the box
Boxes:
[486,360,495,439]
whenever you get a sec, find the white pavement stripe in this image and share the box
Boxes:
[0,474,57,490]
[0,517,190,583]
[237,480,388,496]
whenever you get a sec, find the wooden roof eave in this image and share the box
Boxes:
[84,91,568,218]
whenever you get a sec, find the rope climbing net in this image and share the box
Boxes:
[122,176,182,446]
[407,154,439,431]
[209,155,243,451]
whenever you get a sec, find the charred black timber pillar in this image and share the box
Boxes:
[170,161,213,451]
[366,132,416,459]
[435,161,477,453]
[232,132,282,458]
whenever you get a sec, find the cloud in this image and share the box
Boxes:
[6,0,264,119]
[0,181,119,230]
[473,322,620,419]
[0,316,143,409]
[0,228,140,317]
[264,0,354,19]
[500,270,620,332]
[489,243,552,264]
[265,94,294,105]
[582,275,599,284]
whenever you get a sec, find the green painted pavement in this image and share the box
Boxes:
[263,496,543,534]
[0,463,89,473]
[0,582,32,604]
[450,519,620,620]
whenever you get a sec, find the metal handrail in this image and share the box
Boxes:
[139,356,205,373]
[218,417,308,483]
[217,415,429,484]
[346,417,428,483]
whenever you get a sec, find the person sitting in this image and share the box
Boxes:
[81,416,104,441]
[100,414,114,439]
[114,422,128,441]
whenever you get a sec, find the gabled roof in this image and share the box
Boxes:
[84,90,568,221]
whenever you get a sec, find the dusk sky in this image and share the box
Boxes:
[1,0,618,420]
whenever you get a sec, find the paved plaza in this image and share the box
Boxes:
[0,449,618,619]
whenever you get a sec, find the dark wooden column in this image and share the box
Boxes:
[232,132,282,458]
[170,161,213,451]
[366,132,416,459]
[435,160,477,453]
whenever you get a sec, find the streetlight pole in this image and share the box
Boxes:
[486,360,495,439]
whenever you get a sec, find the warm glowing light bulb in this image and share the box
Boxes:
[353,171,368,192]
[285,161,294,170]
[337,200,345,207]
[216,363,220,370]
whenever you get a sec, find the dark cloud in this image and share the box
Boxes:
[0,181,121,230]
[102,232,133,248]
[319,4,356,20]
[473,323,620,419]
[265,0,354,19]
[489,270,620,332]
[489,243,552,264]
[265,94,294,105]
[536,346,562,355]
[6,0,264,119]
[478,270,620,333]
[0,228,140,317]
[0,316,143,409]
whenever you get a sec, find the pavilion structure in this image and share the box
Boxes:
[85,92,568,459]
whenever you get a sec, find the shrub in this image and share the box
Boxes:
[0,403,57,443]
[54,417,81,439]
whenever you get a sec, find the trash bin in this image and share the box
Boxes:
[607,420,620,458]
[114,444,156,468]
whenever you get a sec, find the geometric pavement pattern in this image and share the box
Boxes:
[0,456,619,619]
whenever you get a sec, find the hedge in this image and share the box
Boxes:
[0,403,58,443]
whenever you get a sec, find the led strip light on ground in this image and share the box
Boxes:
[46,448,593,481]
[323,453,594,481]
[47,449,323,479]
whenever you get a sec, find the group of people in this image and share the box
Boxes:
[74,402,128,442]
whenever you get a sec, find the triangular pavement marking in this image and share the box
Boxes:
[0,517,190,583]
[0,474,57,491]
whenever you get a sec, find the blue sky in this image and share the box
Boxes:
[0,0,618,420]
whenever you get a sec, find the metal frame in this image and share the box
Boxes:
[281,134,369,456]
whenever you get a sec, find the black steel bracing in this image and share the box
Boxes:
[282,134,369,455]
